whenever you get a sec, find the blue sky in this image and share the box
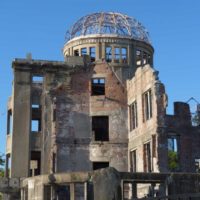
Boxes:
[1,0,200,154]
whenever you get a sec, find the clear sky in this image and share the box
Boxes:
[0,0,200,154]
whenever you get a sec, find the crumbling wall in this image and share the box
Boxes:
[89,62,128,171]
[127,64,167,173]
[165,102,200,172]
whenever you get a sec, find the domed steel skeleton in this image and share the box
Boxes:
[65,12,151,44]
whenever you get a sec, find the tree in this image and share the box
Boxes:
[0,154,5,200]
[0,154,5,177]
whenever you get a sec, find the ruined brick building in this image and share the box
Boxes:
[2,12,200,199]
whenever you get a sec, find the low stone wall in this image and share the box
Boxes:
[1,168,200,200]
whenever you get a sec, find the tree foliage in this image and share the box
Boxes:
[0,154,5,178]
[168,150,179,171]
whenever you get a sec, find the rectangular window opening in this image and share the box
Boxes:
[122,47,127,63]
[114,47,120,63]
[130,150,137,172]
[90,47,96,62]
[30,151,41,176]
[129,101,138,131]
[81,47,87,56]
[31,119,41,132]
[148,54,151,64]
[93,162,109,170]
[55,185,70,200]
[74,49,79,56]
[168,137,179,171]
[143,142,152,172]
[91,78,105,96]
[143,89,152,121]
[143,52,148,65]
[136,50,142,66]
[32,75,43,83]
[105,46,112,62]
[7,109,13,135]
[92,116,109,141]
[32,104,40,109]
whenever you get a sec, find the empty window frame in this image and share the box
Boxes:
[143,142,152,172]
[31,119,41,132]
[168,136,179,171]
[93,162,109,170]
[74,49,79,56]
[32,104,40,109]
[114,47,120,63]
[92,116,109,141]
[148,54,152,65]
[30,151,41,176]
[130,150,137,172]
[136,50,142,66]
[91,78,105,96]
[143,52,148,65]
[32,75,43,83]
[90,47,96,62]
[122,47,127,63]
[105,46,112,62]
[55,185,70,200]
[142,89,152,121]
[7,109,13,135]
[31,102,42,132]
[129,101,138,131]
[81,47,87,56]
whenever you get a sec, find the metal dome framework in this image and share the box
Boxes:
[65,12,151,44]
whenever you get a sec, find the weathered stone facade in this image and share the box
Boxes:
[1,12,200,199]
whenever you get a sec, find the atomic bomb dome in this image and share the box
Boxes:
[63,12,154,68]
[65,12,151,44]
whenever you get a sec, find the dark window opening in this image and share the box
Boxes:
[168,137,179,171]
[143,142,152,172]
[114,47,120,63]
[106,46,112,62]
[142,89,152,121]
[52,153,56,173]
[44,185,52,200]
[30,151,41,176]
[75,183,84,199]
[152,135,157,158]
[32,75,43,83]
[136,50,142,66]
[148,54,152,64]
[81,47,87,56]
[129,101,138,130]
[122,47,127,63]
[55,185,70,200]
[93,162,109,170]
[74,49,79,56]
[90,47,96,62]
[7,109,13,135]
[92,116,109,141]
[91,78,105,96]
[130,150,137,172]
